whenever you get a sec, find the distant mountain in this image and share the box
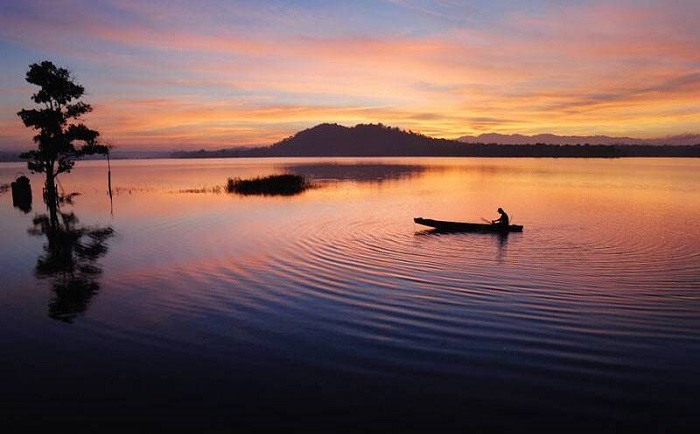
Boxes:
[0,151,21,162]
[649,134,700,146]
[265,123,462,157]
[458,133,700,146]
[171,123,700,159]
[106,150,173,159]
[172,123,465,158]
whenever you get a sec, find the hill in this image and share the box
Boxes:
[266,123,463,157]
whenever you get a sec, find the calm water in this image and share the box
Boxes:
[1,157,699,432]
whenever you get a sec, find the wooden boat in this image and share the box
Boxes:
[414,217,523,233]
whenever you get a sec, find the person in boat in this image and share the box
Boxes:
[491,207,509,227]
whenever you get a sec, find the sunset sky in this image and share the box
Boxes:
[1,0,698,151]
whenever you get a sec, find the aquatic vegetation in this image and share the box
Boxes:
[226,174,310,196]
[178,186,223,194]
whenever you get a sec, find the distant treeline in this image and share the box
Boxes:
[172,123,700,159]
[171,144,700,158]
[0,151,21,162]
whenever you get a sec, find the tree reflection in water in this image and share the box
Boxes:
[28,208,113,323]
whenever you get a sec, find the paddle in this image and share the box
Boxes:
[480,217,492,224]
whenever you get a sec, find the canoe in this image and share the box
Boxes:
[414,217,523,233]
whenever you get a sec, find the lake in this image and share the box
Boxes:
[1,157,699,432]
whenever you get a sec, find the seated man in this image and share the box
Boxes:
[491,207,509,226]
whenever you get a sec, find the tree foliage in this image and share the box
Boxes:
[17,61,107,179]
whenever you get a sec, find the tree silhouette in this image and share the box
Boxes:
[17,61,107,223]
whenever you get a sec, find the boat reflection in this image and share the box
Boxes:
[28,206,113,323]
[495,231,509,264]
[415,227,512,264]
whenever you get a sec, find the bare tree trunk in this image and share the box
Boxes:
[44,164,59,228]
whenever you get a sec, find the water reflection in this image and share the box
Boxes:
[415,228,511,263]
[1,158,698,430]
[28,206,113,323]
[494,232,509,263]
[284,163,427,183]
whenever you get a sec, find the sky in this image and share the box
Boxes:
[0,0,698,151]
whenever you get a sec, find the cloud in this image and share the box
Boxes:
[1,0,698,149]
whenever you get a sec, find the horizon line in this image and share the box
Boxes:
[2,121,699,153]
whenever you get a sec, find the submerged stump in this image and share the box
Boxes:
[11,175,32,213]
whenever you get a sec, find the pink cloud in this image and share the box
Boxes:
[1,0,698,149]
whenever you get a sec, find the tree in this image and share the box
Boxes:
[17,61,107,215]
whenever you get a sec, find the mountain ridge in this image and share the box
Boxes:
[458,132,700,146]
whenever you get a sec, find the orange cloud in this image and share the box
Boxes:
[1,0,698,150]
